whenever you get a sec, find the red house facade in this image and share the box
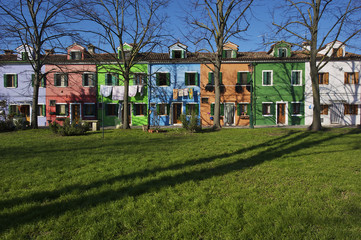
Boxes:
[45,43,97,125]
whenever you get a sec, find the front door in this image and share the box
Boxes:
[173,103,182,124]
[20,105,30,122]
[331,103,343,124]
[224,103,235,126]
[277,103,286,124]
[71,104,81,123]
[121,103,131,125]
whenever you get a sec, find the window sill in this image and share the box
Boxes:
[83,86,95,88]
[291,84,302,86]
[291,114,302,117]
[239,115,249,119]
[55,86,68,88]
[262,114,273,117]
[262,85,273,87]
[5,87,17,88]
[84,115,95,117]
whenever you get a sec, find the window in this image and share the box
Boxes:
[82,73,95,87]
[56,104,68,116]
[22,52,29,60]
[222,50,233,58]
[278,48,287,57]
[54,73,68,87]
[208,72,222,85]
[134,73,146,85]
[321,105,329,115]
[318,73,329,85]
[172,50,183,59]
[186,104,199,115]
[9,105,20,115]
[84,103,95,116]
[262,71,272,86]
[32,74,46,87]
[201,98,209,104]
[291,71,302,86]
[157,103,168,115]
[133,104,147,116]
[105,73,118,86]
[344,72,359,84]
[344,104,358,115]
[237,72,250,85]
[292,103,301,115]
[333,48,343,57]
[237,103,249,116]
[49,100,56,106]
[4,74,17,88]
[70,51,82,60]
[210,103,224,116]
[185,72,198,86]
[106,104,118,116]
[262,103,272,115]
[156,73,170,86]
[38,104,46,117]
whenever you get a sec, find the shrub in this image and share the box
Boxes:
[0,119,15,132]
[50,118,90,136]
[180,112,201,133]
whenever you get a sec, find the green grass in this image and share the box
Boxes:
[1,127,361,239]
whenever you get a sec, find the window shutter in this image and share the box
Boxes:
[41,75,45,88]
[195,104,199,115]
[270,103,275,115]
[325,73,329,84]
[82,74,85,86]
[237,72,241,84]
[356,72,359,84]
[195,73,199,86]
[92,104,96,116]
[344,72,348,84]
[247,72,252,84]
[42,105,46,116]
[186,104,189,115]
[143,104,147,116]
[247,104,251,116]
[219,72,223,84]
[211,103,214,115]
[167,104,170,115]
[220,103,224,116]
[232,50,237,58]
[171,50,174,59]
[65,75,68,87]
[222,50,226,58]
[237,104,241,116]
[208,72,213,84]
[56,105,60,115]
[4,74,7,87]
[15,74,18,88]
[105,104,108,115]
[155,73,160,86]
[115,104,119,116]
[300,103,304,115]
[65,104,69,116]
[156,104,160,115]
[166,73,170,86]
[181,50,185,59]
[133,104,137,115]
[185,72,188,85]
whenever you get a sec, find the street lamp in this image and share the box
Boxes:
[248,63,255,129]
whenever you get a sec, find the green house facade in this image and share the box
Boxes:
[97,63,148,127]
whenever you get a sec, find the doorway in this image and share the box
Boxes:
[224,103,235,126]
[172,103,182,124]
[330,103,343,124]
[277,103,286,124]
[71,103,81,124]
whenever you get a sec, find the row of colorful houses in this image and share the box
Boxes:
[1,41,361,128]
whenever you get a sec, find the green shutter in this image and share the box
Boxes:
[247,104,251,116]
[237,72,241,84]
[65,104,69,116]
[237,104,241,116]
[42,105,46,116]
[222,50,226,58]
[232,50,237,58]
[105,104,108,115]
[220,103,224,116]
[4,74,7,87]
[300,102,304,115]
[186,104,189,115]
[195,73,199,86]
[171,50,174,59]
[208,72,212,84]
[156,104,160,115]
[247,72,252,84]
[115,104,119,116]
[219,72,222,84]
[143,104,147,116]
[133,104,137,115]
[270,103,275,115]
[166,73,170,86]
[41,75,45,87]
[82,74,85,86]
[156,73,160,86]
[185,72,188,85]
[15,74,18,88]
[65,75,68,87]
[211,103,214,116]
[195,104,199,115]
[181,50,185,58]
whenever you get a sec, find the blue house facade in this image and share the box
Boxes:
[148,43,201,126]
[0,46,47,126]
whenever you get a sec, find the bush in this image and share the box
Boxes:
[180,112,202,133]
[0,119,15,132]
[50,118,90,136]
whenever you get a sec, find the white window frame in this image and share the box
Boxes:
[83,103,96,117]
[262,102,273,117]
[291,70,302,86]
[291,101,302,116]
[262,70,273,86]
[157,103,168,116]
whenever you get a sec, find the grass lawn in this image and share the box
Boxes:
[1,127,361,239]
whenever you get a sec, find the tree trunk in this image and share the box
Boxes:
[213,55,222,129]
[123,72,130,129]
[31,71,39,129]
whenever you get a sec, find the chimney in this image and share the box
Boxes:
[87,44,95,54]
[45,49,54,55]
[4,50,13,55]
[302,42,311,51]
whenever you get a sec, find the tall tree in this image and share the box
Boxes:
[272,0,361,131]
[187,0,253,129]
[0,0,74,128]
[74,0,168,129]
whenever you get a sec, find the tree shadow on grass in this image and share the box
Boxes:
[0,129,359,233]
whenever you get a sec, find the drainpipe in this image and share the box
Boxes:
[248,63,255,129]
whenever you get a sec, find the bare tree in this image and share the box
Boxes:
[272,0,361,131]
[0,0,74,129]
[187,0,253,129]
[74,0,168,129]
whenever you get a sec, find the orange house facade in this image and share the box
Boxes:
[200,62,251,126]
[45,44,97,125]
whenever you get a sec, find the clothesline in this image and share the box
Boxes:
[100,85,144,100]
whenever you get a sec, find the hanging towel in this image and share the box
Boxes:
[178,89,184,97]
[129,85,138,97]
[112,86,124,100]
[189,88,194,99]
[183,88,188,96]
[137,85,144,96]
[100,85,113,97]
[173,89,178,100]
